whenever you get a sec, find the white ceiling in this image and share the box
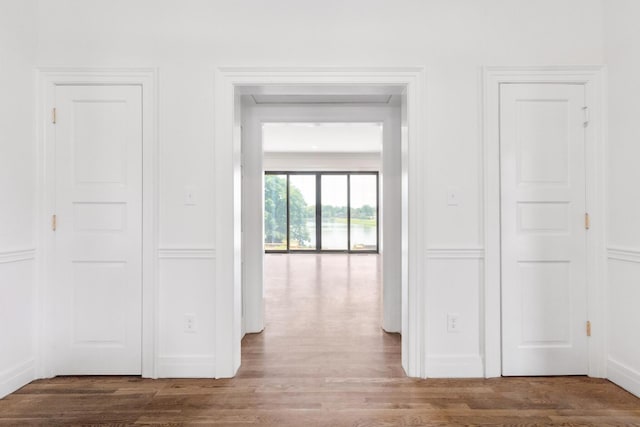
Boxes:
[262,122,383,153]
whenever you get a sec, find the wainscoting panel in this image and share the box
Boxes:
[425,248,484,378]
[0,249,36,398]
[157,248,216,378]
[607,246,640,397]
[158,248,216,259]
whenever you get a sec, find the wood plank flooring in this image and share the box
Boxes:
[1,254,639,426]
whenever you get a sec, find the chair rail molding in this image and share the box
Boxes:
[0,248,36,264]
[607,247,640,263]
[426,247,484,259]
[158,248,216,259]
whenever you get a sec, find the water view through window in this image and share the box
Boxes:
[264,172,378,253]
[289,174,316,250]
[349,174,378,251]
[321,175,348,250]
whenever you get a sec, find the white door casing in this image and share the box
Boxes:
[53,85,143,374]
[239,101,402,337]
[214,68,426,378]
[500,83,588,376]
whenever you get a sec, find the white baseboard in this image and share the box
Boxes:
[0,359,35,399]
[426,354,484,378]
[157,355,215,378]
[607,358,640,398]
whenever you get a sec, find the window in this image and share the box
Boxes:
[264,172,379,253]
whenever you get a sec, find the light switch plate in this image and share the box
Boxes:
[447,313,460,333]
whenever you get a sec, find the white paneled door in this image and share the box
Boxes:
[54,85,143,374]
[500,83,588,376]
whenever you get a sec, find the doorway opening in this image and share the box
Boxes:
[242,102,397,378]
[213,68,427,378]
[239,88,403,373]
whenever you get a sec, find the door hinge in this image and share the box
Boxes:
[586,320,592,337]
[52,108,57,124]
[51,214,57,231]
[583,106,589,126]
[585,212,590,230]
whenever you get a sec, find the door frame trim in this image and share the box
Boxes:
[213,67,427,378]
[36,68,159,378]
[483,66,607,378]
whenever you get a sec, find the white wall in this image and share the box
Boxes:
[603,0,640,397]
[0,0,607,388]
[264,152,380,172]
[0,0,38,398]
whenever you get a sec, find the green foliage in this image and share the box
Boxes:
[288,185,311,245]
[321,204,376,221]
[264,175,310,246]
[351,204,375,220]
[265,175,376,249]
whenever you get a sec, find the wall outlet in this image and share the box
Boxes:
[447,186,460,206]
[184,186,196,205]
[447,313,461,333]
[184,313,197,333]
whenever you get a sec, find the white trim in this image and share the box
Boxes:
[483,66,607,378]
[37,68,159,379]
[607,247,640,264]
[214,67,427,378]
[156,355,216,378]
[264,152,381,159]
[0,249,36,264]
[426,248,484,259]
[263,151,381,172]
[0,359,36,399]
[158,248,216,259]
[607,358,640,398]
[426,355,484,378]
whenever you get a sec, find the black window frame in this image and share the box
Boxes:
[264,171,379,254]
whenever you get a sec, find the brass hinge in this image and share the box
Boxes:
[585,212,590,230]
[583,106,590,126]
[586,320,592,337]
[51,214,57,231]
[52,108,56,124]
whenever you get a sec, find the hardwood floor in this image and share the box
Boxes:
[1,253,639,426]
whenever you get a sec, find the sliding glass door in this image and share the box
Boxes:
[288,174,316,250]
[264,174,288,251]
[264,172,378,253]
[349,174,378,251]
[321,175,348,250]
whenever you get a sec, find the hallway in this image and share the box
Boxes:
[241,254,400,379]
[1,254,639,425]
